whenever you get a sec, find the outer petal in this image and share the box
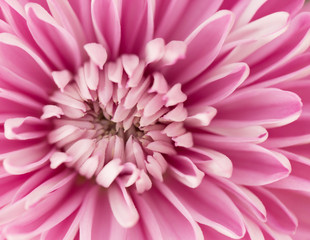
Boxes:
[185,62,249,106]
[25,3,81,71]
[91,0,120,58]
[140,182,204,240]
[267,150,310,192]
[119,0,154,54]
[213,88,302,128]
[154,0,222,41]
[252,0,304,20]
[0,33,53,91]
[165,10,234,85]
[201,142,291,186]
[2,142,53,174]
[165,177,246,239]
[244,12,310,86]
[3,185,85,240]
[272,190,310,239]
[250,187,297,235]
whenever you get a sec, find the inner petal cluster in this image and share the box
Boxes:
[43,41,194,193]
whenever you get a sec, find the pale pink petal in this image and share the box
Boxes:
[96,158,124,188]
[84,43,107,69]
[167,155,204,188]
[4,117,49,140]
[178,147,233,178]
[41,105,64,119]
[51,70,72,91]
[2,143,54,174]
[107,182,139,228]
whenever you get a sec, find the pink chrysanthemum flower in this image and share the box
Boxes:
[0,0,310,239]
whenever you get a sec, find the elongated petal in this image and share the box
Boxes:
[26,3,81,71]
[165,178,246,239]
[165,10,234,85]
[216,144,291,185]
[213,88,302,128]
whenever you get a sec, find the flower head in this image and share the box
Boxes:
[0,0,310,239]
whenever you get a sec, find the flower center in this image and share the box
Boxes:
[42,41,193,193]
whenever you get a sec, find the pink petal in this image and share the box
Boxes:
[25,3,81,71]
[222,12,289,63]
[119,0,154,53]
[216,178,267,221]
[268,150,310,192]
[51,70,72,91]
[68,0,96,43]
[264,114,310,148]
[216,143,291,185]
[155,0,222,41]
[179,147,233,178]
[244,12,310,86]
[107,182,139,228]
[251,53,310,88]
[3,143,54,174]
[0,65,48,101]
[92,189,127,240]
[96,158,124,188]
[252,0,304,20]
[165,178,246,239]
[4,117,49,140]
[271,190,310,239]
[0,33,53,90]
[84,43,107,69]
[164,10,234,85]
[185,63,249,106]
[167,155,204,188]
[3,184,85,239]
[213,88,302,128]
[138,182,204,240]
[46,0,87,58]
[250,187,298,234]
